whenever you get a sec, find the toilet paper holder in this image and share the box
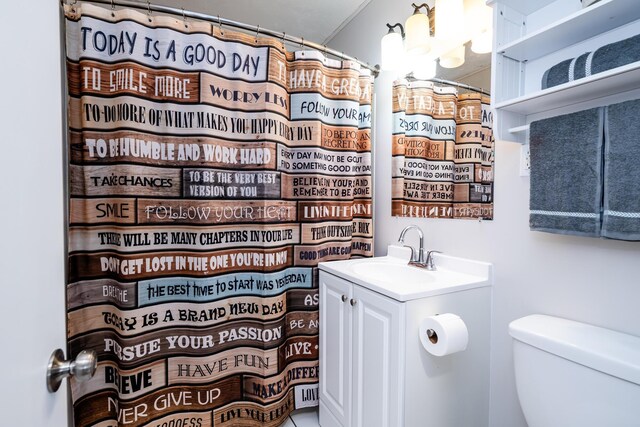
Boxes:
[426,312,440,344]
[426,328,438,344]
[419,313,469,356]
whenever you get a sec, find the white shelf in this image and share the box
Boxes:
[508,124,530,134]
[499,0,640,62]
[487,0,555,16]
[494,60,640,115]
[492,0,640,143]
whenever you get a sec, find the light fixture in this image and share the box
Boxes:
[435,0,464,42]
[469,0,493,54]
[471,30,492,54]
[439,45,465,68]
[380,1,493,76]
[381,23,405,71]
[404,3,431,55]
[411,54,437,80]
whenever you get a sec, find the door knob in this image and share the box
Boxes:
[47,349,97,393]
[350,298,357,306]
[341,295,348,302]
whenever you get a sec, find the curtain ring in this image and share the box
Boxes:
[217,15,223,34]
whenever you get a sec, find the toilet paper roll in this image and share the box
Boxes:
[419,313,469,356]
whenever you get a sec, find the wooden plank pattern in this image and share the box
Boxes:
[392,80,494,220]
[65,2,372,425]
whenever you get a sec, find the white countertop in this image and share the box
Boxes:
[318,245,492,302]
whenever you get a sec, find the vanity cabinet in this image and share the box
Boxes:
[490,0,640,143]
[319,271,403,427]
[318,263,491,427]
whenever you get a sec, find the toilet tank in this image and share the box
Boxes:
[509,314,640,427]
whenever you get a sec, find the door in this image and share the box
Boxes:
[351,286,403,427]
[319,272,353,427]
[0,0,68,425]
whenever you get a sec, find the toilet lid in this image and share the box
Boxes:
[509,314,640,386]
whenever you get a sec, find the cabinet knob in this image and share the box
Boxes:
[341,295,348,302]
[350,298,357,306]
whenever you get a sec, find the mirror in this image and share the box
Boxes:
[391,49,493,220]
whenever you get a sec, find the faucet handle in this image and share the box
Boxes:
[402,245,417,263]
[426,250,442,271]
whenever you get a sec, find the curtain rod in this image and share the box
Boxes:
[405,74,490,96]
[428,77,490,96]
[65,0,380,77]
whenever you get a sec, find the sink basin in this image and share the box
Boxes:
[318,245,492,301]
[351,262,436,286]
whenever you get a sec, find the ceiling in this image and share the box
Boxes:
[137,0,372,44]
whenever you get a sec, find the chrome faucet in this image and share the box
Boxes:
[398,226,442,270]
[425,250,442,271]
[398,225,425,265]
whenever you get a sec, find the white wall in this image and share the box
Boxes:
[328,2,640,426]
[0,0,68,425]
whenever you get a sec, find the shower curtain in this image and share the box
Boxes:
[64,4,373,426]
[391,79,494,219]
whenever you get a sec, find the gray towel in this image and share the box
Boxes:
[572,52,591,81]
[602,100,640,240]
[541,34,640,90]
[592,33,640,75]
[529,108,605,236]
[541,58,574,89]
[541,53,592,89]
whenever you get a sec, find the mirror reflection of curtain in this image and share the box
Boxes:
[391,80,494,220]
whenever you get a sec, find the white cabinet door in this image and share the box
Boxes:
[320,272,353,427]
[351,285,403,427]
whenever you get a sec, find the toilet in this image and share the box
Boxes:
[509,314,640,427]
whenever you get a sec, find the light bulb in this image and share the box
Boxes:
[411,55,437,80]
[381,31,404,71]
[436,0,464,42]
[405,11,431,55]
[467,0,493,53]
[471,30,492,54]
[440,45,465,68]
